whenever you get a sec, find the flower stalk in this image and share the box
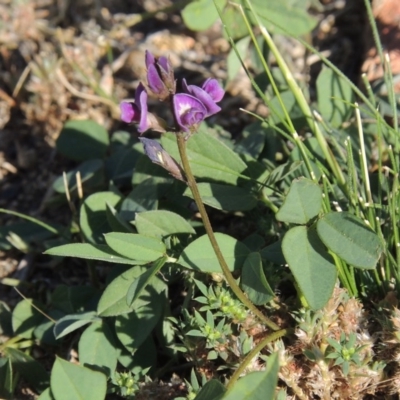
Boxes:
[226,328,290,390]
[176,133,280,331]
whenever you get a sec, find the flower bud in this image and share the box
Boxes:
[145,50,175,100]
[139,137,185,182]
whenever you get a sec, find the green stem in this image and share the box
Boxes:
[226,328,290,391]
[176,133,279,331]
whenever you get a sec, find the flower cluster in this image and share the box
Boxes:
[120,50,224,135]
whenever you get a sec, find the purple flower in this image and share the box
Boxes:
[145,50,175,100]
[202,78,225,102]
[182,78,224,117]
[120,83,150,133]
[120,83,166,134]
[173,93,208,133]
[139,137,185,181]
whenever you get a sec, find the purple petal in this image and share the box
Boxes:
[173,93,207,132]
[137,87,149,133]
[185,85,221,117]
[120,102,139,123]
[135,82,146,104]
[182,78,190,93]
[202,78,224,102]
[147,64,167,96]
[145,50,155,68]
[158,56,169,72]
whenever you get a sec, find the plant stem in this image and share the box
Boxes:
[176,133,280,331]
[226,328,290,391]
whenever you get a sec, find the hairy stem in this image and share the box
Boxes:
[176,133,280,331]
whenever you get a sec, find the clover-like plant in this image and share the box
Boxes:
[119,50,282,336]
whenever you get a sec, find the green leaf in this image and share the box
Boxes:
[50,357,107,400]
[161,131,247,185]
[276,178,322,224]
[135,210,195,238]
[117,336,157,374]
[80,191,122,244]
[126,257,167,306]
[37,388,54,400]
[269,90,302,126]
[104,233,166,264]
[0,221,59,251]
[5,347,49,393]
[221,0,250,40]
[227,36,251,81]
[119,177,159,222]
[181,0,226,31]
[105,202,133,233]
[45,243,139,265]
[316,212,383,269]
[317,66,353,128]
[78,321,117,377]
[222,352,279,400]
[97,267,144,317]
[241,252,274,305]
[52,159,104,195]
[56,120,109,161]
[194,379,226,400]
[115,292,164,353]
[178,233,250,273]
[34,310,64,345]
[251,0,318,37]
[234,121,265,158]
[105,142,142,183]
[0,357,13,399]
[97,266,166,317]
[184,183,257,211]
[259,240,286,265]
[50,285,98,314]
[264,161,303,186]
[12,299,45,339]
[282,226,337,310]
[53,311,98,339]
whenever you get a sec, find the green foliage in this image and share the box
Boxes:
[317,66,353,128]
[182,0,317,37]
[222,352,280,399]
[184,183,258,211]
[282,226,337,310]
[52,159,105,195]
[56,119,109,162]
[104,233,166,263]
[276,178,322,224]
[178,233,250,272]
[161,131,248,185]
[182,0,225,31]
[45,242,139,264]
[325,333,365,376]
[241,252,274,305]
[53,311,98,339]
[80,191,122,244]
[317,212,384,269]
[135,210,195,238]
[12,299,45,339]
[3,0,399,397]
[50,357,107,400]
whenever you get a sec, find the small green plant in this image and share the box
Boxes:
[325,333,366,376]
